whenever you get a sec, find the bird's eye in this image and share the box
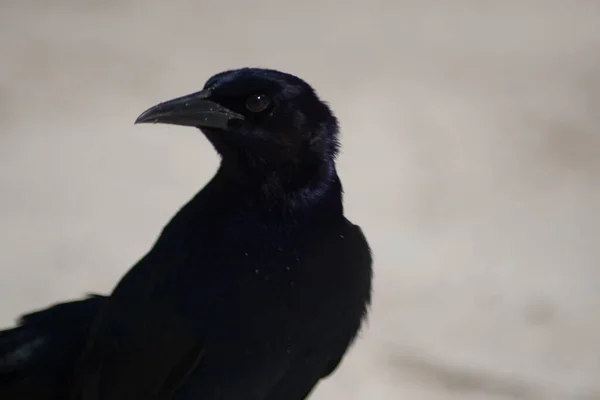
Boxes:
[245,94,270,113]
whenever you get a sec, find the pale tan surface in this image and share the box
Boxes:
[1,1,600,399]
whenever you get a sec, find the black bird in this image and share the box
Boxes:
[0,68,372,400]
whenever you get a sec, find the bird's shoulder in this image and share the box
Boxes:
[303,217,372,290]
[294,217,372,335]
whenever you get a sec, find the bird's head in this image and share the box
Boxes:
[135,68,339,178]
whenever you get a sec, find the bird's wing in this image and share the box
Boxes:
[69,252,207,400]
[69,295,206,400]
[0,295,107,400]
[264,221,372,400]
[318,227,371,380]
[262,354,331,400]
[315,220,371,380]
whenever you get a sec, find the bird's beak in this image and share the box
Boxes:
[134,89,244,130]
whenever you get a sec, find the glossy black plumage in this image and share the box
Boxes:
[0,68,372,400]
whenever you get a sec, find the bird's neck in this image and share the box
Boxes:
[190,157,343,218]
[155,158,343,247]
[225,157,341,209]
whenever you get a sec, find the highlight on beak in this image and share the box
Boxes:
[135,90,244,130]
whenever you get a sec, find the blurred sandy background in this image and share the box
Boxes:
[1,1,600,399]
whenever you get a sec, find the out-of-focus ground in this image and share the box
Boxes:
[1,1,600,399]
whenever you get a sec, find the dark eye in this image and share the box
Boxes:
[245,94,270,113]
